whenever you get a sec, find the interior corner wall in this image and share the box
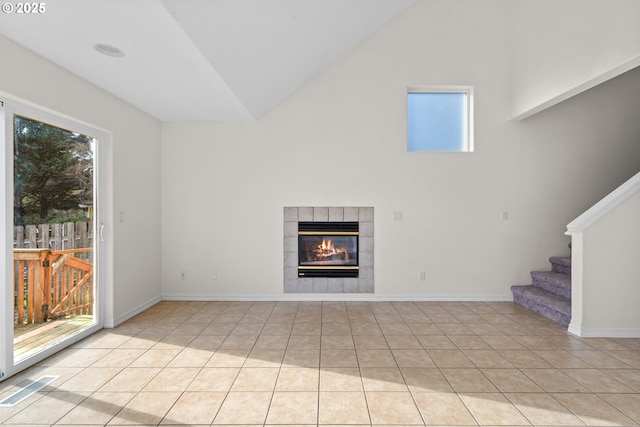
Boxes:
[0,35,162,325]
[508,0,640,119]
[160,0,640,301]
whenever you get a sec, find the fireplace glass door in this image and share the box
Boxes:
[298,222,358,278]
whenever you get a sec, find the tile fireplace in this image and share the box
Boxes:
[284,207,373,293]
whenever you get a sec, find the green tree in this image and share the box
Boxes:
[13,115,93,225]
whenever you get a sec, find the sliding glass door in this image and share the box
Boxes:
[1,101,105,379]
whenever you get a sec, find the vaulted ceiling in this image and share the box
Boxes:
[0,0,415,121]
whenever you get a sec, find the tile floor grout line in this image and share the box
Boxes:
[2,300,640,426]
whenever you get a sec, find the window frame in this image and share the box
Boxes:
[407,86,474,153]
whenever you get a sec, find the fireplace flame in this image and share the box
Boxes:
[312,238,349,261]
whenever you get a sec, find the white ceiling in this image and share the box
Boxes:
[0,0,415,122]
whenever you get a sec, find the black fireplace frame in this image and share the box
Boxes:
[298,221,359,278]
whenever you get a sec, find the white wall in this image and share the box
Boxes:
[583,190,640,334]
[161,0,640,300]
[508,0,640,119]
[0,35,162,325]
[1,1,636,324]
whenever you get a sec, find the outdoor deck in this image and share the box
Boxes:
[12,246,95,362]
[13,315,94,362]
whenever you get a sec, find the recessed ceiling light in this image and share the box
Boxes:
[93,43,125,58]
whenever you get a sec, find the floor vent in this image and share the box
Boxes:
[0,375,58,407]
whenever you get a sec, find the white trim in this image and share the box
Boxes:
[568,232,583,336]
[568,326,640,338]
[0,101,12,379]
[567,323,581,337]
[0,90,111,136]
[407,85,474,94]
[566,171,640,233]
[162,293,513,302]
[0,97,113,381]
[510,55,640,121]
[105,295,162,328]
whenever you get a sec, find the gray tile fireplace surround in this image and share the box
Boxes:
[284,206,374,293]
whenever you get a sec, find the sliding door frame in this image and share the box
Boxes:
[0,98,111,381]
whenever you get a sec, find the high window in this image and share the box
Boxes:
[407,87,473,152]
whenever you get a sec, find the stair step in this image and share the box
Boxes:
[511,285,571,326]
[549,256,571,276]
[531,271,571,299]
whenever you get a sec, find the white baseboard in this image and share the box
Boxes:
[568,323,640,338]
[104,295,162,328]
[161,293,513,302]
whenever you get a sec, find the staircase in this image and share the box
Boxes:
[511,256,571,326]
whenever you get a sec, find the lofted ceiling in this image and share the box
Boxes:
[0,0,415,122]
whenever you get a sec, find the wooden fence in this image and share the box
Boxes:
[14,221,93,261]
[13,222,94,324]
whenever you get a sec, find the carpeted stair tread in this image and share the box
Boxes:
[511,285,571,326]
[511,255,572,327]
[549,256,571,276]
[530,270,571,299]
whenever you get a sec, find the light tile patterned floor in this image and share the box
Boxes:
[1,300,640,426]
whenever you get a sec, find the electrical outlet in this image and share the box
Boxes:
[420,271,426,281]
[212,271,218,280]
[180,270,187,280]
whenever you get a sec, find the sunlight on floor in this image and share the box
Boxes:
[1,300,639,425]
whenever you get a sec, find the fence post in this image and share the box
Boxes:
[43,251,52,320]
[32,249,50,323]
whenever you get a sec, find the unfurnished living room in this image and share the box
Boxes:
[1,0,640,426]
